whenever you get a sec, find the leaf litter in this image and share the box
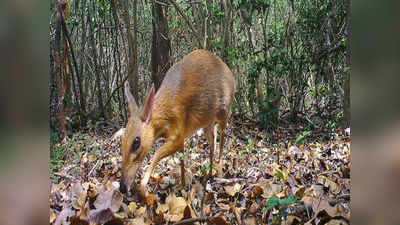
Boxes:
[50,121,350,224]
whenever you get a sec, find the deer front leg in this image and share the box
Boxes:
[139,137,184,198]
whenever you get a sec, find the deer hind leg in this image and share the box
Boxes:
[204,124,215,177]
[218,121,226,164]
[217,109,229,176]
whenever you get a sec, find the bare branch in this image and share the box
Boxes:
[168,0,204,49]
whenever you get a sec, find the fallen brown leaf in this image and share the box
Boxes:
[210,215,229,225]
[224,183,241,196]
[50,209,57,223]
[244,216,257,225]
[145,193,157,206]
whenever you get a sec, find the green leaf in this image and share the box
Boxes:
[265,195,280,211]
[200,160,211,172]
[275,170,285,181]
[178,152,184,160]
[205,161,211,170]
[295,130,311,145]
[279,195,297,205]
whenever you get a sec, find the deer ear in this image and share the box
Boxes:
[140,84,155,123]
[125,81,138,114]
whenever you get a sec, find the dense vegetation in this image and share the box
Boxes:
[50,0,350,139]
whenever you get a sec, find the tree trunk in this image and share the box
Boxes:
[118,0,139,101]
[151,0,171,91]
[220,0,231,63]
[78,0,87,119]
[89,1,105,118]
[132,0,139,99]
[343,0,351,127]
[55,0,67,139]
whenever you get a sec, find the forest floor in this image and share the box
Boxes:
[50,116,350,225]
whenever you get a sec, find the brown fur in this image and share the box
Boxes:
[120,49,235,198]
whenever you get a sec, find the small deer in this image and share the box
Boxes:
[119,49,235,199]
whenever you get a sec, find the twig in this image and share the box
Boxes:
[312,43,345,64]
[53,172,75,180]
[104,74,130,107]
[88,160,100,177]
[172,216,211,225]
[167,0,204,48]
[213,177,245,185]
[154,0,169,6]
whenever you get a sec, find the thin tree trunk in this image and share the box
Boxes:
[132,0,139,99]
[151,0,171,91]
[118,0,139,101]
[343,0,351,127]
[220,0,231,64]
[55,0,67,139]
[78,0,87,118]
[89,1,105,118]
[62,0,72,114]
[61,15,85,124]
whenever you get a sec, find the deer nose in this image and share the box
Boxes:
[119,182,127,193]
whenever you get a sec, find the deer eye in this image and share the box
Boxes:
[131,136,141,152]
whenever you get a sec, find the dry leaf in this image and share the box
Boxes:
[183,205,192,219]
[301,195,314,206]
[294,186,305,199]
[54,207,74,225]
[210,215,229,225]
[324,203,346,218]
[252,184,263,196]
[311,184,324,197]
[70,216,89,225]
[145,193,157,206]
[284,215,302,224]
[156,203,168,214]
[87,182,99,199]
[105,181,119,191]
[249,202,259,214]
[233,207,244,224]
[215,201,230,211]
[93,189,122,213]
[128,202,137,215]
[77,201,90,220]
[317,175,341,194]
[169,197,187,214]
[244,216,257,225]
[202,204,211,216]
[224,183,241,196]
[326,219,348,225]
[89,208,114,224]
[50,209,56,223]
[127,217,148,225]
[71,183,87,210]
[136,207,146,216]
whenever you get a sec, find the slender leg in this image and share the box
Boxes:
[217,118,227,176]
[204,124,215,177]
[218,122,226,163]
[139,138,184,198]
